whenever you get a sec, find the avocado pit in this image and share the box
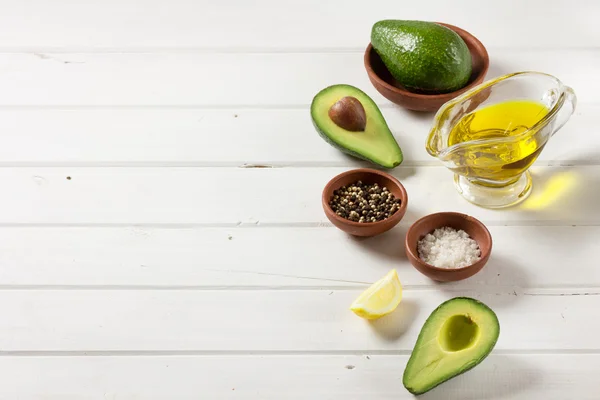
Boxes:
[328,96,367,132]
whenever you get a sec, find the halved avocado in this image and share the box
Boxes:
[403,297,500,395]
[310,84,403,168]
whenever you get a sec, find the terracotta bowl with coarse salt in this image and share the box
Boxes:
[405,212,492,282]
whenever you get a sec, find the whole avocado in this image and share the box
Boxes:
[371,20,472,93]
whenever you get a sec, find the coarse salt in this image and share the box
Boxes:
[417,226,481,269]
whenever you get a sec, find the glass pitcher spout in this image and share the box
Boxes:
[426,71,577,208]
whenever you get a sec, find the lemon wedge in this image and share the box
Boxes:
[350,269,402,320]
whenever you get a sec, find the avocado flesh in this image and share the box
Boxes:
[371,20,472,93]
[310,84,403,168]
[403,297,500,395]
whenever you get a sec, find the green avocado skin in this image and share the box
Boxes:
[310,84,403,169]
[310,118,402,169]
[402,297,500,395]
[371,20,472,93]
[311,121,380,166]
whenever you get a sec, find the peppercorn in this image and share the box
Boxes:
[329,181,402,223]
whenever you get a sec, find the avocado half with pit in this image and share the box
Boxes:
[310,84,403,168]
[403,297,500,395]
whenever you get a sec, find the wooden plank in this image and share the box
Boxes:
[0,0,596,50]
[0,226,596,288]
[0,104,594,166]
[0,289,596,352]
[0,354,598,399]
[0,50,596,107]
[0,166,596,225]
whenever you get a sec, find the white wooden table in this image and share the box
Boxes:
[0,1,598,398]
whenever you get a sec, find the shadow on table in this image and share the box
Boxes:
[332,157,417,181]
[367,298,418,341]
[348,222,410,263]
[486,60,512,79]
[389,166,418,181]
[432,254,531,307]
[401,107,437,121]
[478,254,531,287]
[419,355,540,400]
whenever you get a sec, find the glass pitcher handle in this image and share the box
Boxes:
[552,86,577,136]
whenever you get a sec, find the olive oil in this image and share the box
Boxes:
[447,100,549,183]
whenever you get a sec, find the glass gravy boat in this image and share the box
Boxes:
[426,71,577,208]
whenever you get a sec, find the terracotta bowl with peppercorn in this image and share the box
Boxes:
[322,168,408,237]
[405,212,492,281]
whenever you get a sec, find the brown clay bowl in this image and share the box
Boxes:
[405,212,492,281]
[364,22,489,112]
[322,168,408,237]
